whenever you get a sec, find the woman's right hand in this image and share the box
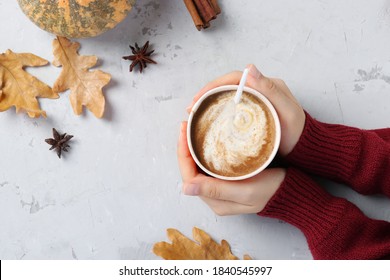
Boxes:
[187,64,306,156]
[177,121,286,216]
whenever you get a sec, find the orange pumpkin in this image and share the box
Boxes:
[17,0,136,38]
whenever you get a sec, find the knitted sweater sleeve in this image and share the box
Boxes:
[286,112,390,197]
[259,168,390,259]
[370,128,390,143]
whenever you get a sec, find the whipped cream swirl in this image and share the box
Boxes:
[201,92,268,174]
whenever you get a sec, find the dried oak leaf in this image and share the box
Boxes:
[52,36,111,118]
[0,79,3,100]
[0,49,58,118]
[153,227,252,260]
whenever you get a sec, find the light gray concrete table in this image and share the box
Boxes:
[0,0,389,260]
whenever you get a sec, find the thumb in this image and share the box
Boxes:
[246,64,287,109]
[183,176,246,203]
[183,177,225,199]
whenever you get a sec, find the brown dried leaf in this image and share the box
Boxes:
[52,36,111,118]
[0,49,58,118]
[153,227,252,260]
[0,79,3,100]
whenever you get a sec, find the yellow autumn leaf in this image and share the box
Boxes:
[52,36,111,118]
[153,227,252,260]
[0,49,58,118]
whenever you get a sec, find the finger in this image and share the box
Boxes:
[177,121,198,182]
[200,196,256,216]
[246,64,291,109]
[186,71,243,113]
[183,176,252,205]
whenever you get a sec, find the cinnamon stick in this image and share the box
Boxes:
[183,0,221,31]
[183,0,204,31]
[193,0,217,23]
[210,0,221,15]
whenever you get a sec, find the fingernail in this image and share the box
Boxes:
[248,64,262,79]
[183,184,200,196]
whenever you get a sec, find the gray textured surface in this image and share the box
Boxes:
[0,0,389,260]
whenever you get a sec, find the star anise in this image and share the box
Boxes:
[45,128,73,158]
[122,41,157,73]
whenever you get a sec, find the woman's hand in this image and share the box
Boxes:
[187,64,305,156]
[177,122,286,216]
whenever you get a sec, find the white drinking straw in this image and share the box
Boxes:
[234,68,249,104]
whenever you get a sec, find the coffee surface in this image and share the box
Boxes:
[191,90,276,177]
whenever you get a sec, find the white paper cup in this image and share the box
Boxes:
[187,85,281,181]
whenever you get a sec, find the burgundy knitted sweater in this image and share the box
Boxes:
[259,112,390,259]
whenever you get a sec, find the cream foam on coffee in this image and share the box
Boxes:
[191,90,275,177]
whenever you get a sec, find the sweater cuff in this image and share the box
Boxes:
[258,168,348,247]
[285,112,362,183]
